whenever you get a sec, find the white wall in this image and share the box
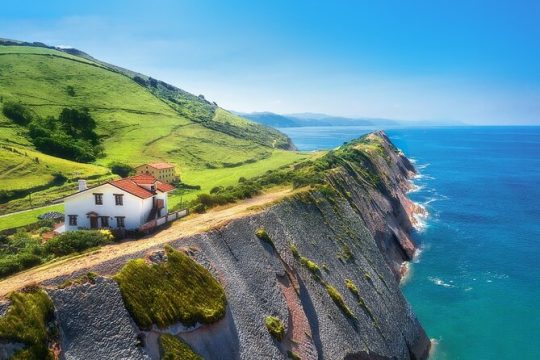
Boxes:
[64,184,145,231]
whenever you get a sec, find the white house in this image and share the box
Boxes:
[63,175,175,231]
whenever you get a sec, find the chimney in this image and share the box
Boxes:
[78,179,87,192]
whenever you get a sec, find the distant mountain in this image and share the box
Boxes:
[238,111,465,128]
[237,112,399,128]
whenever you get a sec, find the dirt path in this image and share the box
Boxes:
[0,187,297,298]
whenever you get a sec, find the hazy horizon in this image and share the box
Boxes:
[2,0,539,125]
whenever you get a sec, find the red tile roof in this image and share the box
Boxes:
[147,162,175,169]
[109,175,175,199]
[157,182,175,192]
[129,174,157,184]
[110,179,154,199]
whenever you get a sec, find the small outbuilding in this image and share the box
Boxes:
[134,162,179,184]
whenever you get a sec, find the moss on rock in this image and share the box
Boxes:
[114,245,227,329]
[264,315,285,341]
[159,334,202,360]
[0,287,55,359]
[255,228,273,247]
[325,284,354,318]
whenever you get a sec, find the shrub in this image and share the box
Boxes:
[0,288,55,359]
[66,85,76,96]
[133,76,147,86]
[148,77,158,87]
[114,245,227,329]
[288,350,301,360]
[300,256,320,274]
[0,253,42,278]
[109,162,134,177]
[159,334,202,360]
[255,228,273,246]
[345,279,359,298]
[44,230,111,257]
[325,284,354,318]
[58,272,98,289]
[192,203,207,214]
[264,316,285,340]
[290,243,300,258]
[339,245,354,262]
[52,172,68,185]
[2,101,33,125]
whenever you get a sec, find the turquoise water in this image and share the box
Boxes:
[279,126,540,359]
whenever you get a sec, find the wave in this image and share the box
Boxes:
[408,183,424,193]
[412,202,429,232]
[428,276,456,288]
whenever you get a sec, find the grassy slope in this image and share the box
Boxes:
[0,45,309,227]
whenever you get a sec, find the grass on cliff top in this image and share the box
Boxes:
[114,245,227,329]
[159,334,202,360]
[0,287,55,359]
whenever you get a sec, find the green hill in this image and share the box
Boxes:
[0,42,307,226]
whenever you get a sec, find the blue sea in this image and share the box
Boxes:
[279,126,540,360]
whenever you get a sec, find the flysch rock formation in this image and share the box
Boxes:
[0,131,430,359]
[49,277,150,360]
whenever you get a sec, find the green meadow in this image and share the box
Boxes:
[0,44,310,229]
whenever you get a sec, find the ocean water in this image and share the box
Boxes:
[279,126,540,359]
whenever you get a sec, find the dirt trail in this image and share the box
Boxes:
[0,187,297,298]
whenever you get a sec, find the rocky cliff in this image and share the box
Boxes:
[0,131,430,360]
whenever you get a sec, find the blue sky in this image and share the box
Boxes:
[1,0,539,124]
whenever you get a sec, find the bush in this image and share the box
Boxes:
[44,230,111,257]
[109,162,134,178]
[255,228,272,245]
[133,76,147,86]
[66,85,76,96]
[326,284,354,318]
[114,245,227,329]
[300,256,320,274]
[345,279,359,297]
[290,243,300,258]
[2,101,33,125]
[192,203,206,214]
[0,254,42,278]
[159,334,202,360]
[264,316,285,340]
[52,172,68,185]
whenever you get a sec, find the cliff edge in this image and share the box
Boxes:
[0,131,430,360]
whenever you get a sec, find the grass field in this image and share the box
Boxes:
[0,204,63,231]
[0,44,309,229]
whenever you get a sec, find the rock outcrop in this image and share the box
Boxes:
[49,277,150,360]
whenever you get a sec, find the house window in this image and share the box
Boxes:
[116,216,125,228]
[94,193,103,205]
[101,216,109,227]
[114,194,124,206]
[68,215,78,226]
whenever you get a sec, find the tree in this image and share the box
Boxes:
[109,162,134,177]
[133,76,147,86]
[58,108,98,145]
[66,85,76,96]
[2,102,33,125]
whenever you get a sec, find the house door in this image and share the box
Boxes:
[90,216,98,229]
